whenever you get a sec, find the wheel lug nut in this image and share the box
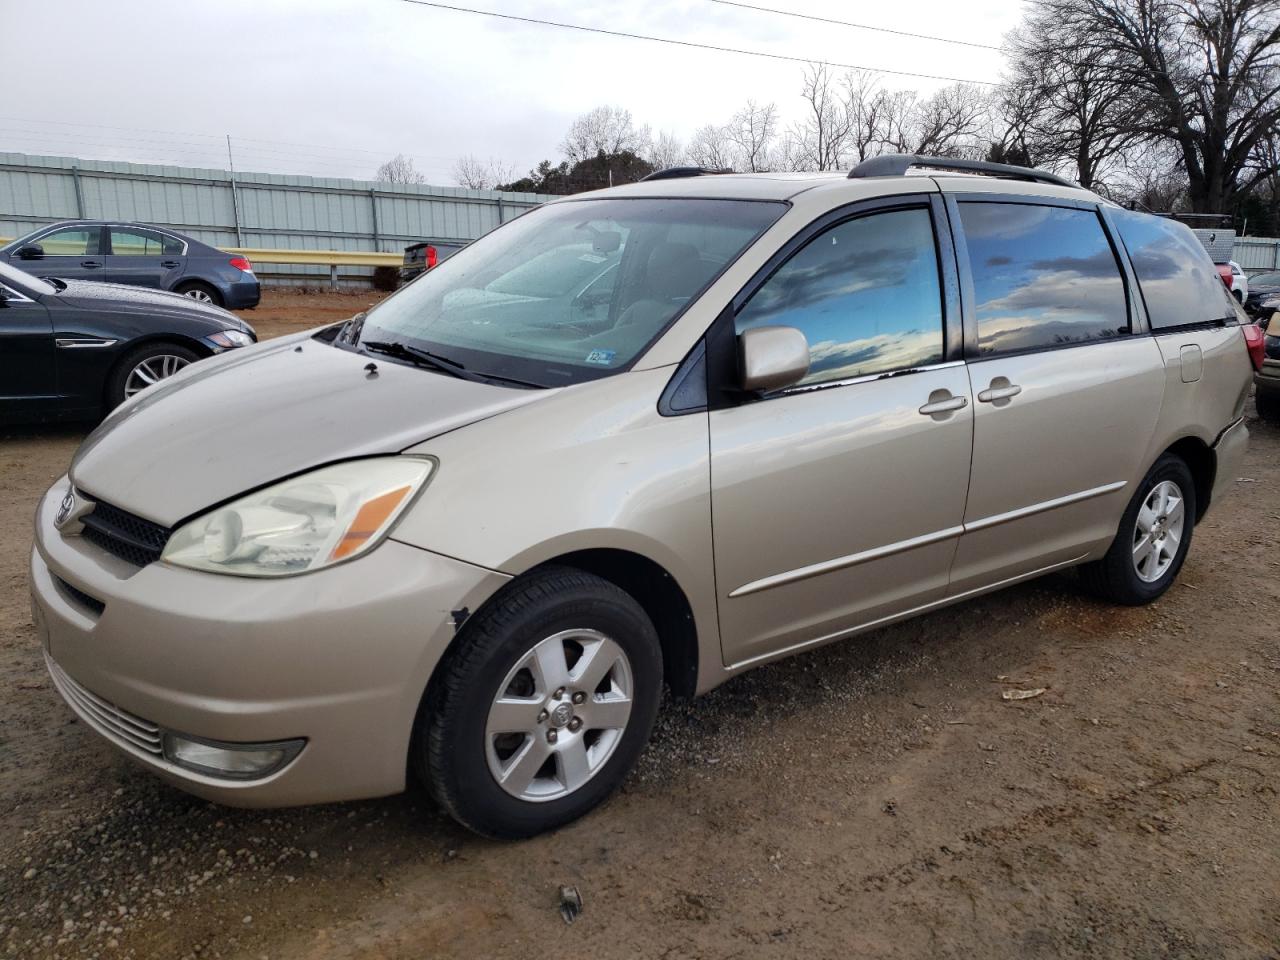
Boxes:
[553,687,566,700]
[546,729,558,744]
[537,709,548,723]
[571,691,586,705]
[568,717,582,732]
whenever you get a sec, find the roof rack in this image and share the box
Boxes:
[847,153,1077,189]
[640,166,732,182]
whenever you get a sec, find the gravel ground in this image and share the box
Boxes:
[2,291,1277,959]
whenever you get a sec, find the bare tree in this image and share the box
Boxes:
[787,63,855,170]
[687,123,737,170]
[842,71,915,161]
[1003,10,1148,189]
[727,100,780,172]
[452,154,515,190]
[1049,0,1280,212]
[908,84,991,158]
[649,130,686,171]
[375,154,427,184]
[561,106,652,164]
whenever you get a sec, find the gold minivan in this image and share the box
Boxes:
[31,156,1256,838]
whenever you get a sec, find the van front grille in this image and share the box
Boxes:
[78,496,170,568]
[46,655,163,756]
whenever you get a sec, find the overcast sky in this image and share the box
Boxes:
[4,0,1026,184]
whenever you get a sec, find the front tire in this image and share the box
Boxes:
[105,341,201,410]
[1079,454,1195,605]
[419,567,662,839]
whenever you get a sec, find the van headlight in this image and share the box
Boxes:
[161,458,433,576]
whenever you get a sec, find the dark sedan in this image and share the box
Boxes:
[0,221,260,310]
[1243,270,1280,322]
[0,260,256,424]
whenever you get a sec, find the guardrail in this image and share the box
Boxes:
[0,240,404,288]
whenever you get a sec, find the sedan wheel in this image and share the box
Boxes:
[124,354,191,398]
[485,628,634,803]
[183,287,214,303]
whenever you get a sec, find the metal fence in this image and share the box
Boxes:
[1233,237,1280,274]
[0,152,555,286]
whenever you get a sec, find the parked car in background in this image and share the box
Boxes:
[0,221,260,309]
[0,260,255,423]
[1256,325,1280,421]
[32,155,1256,840]
[399,240,466,284]
[1215,260,1248,303]
[1242,270,1280,320]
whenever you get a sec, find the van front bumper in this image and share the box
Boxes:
[30,475,509,807]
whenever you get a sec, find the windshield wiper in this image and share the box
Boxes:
[361,339,487,382]
[44,277,67,292]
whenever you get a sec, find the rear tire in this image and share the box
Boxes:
[105,341,201,410]
[418,566,662,839]
[1079,454,1196,605]
[174,280,223,307]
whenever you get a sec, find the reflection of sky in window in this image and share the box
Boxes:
[1112,210,1236,328]
[960,204,1128,355]
[736,208,943,384]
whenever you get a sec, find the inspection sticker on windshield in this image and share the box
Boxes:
[585,349,616,366]
[578,253,608,264]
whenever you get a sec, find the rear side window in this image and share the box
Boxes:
[959,202,1129,357]
[110,228,169,257]
[735,207,945,386]
[1111,210,1237,328]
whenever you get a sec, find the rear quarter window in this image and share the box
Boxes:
[1112,210,1237,329]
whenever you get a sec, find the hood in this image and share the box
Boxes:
[54,279,247,331]
[70,337,548,526]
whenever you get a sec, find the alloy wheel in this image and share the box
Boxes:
[184,288,213,303]
[1132,479,1185,583]
[123,354,191,398]
[484,628,633,802]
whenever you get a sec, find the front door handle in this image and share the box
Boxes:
[918,393,969,416]
[80,260,102,269]
[977,381,1022,403]
[160,260,181,268]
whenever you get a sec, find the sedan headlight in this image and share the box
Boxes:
[162,458,433,576]
[205,329,254,349]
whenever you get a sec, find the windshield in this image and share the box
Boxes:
[354,197,784,386]
[0,260,57,297]
[1252,272,1280,286]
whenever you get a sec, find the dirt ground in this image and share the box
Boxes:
[2,290,1278,959]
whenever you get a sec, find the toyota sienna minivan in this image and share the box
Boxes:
[31,155,1258,838]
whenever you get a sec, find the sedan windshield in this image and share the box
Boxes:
[0,260,57,297]
[354,197,784,386]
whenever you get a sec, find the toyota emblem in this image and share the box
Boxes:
[55,490,76,527]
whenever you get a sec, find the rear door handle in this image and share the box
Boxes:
[977,383,1022,403]
[160,260,181,268]
[80,260,102,269]
[918,394,968,416]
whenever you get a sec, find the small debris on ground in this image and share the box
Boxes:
[558,885,583,924]
[1001,688,1048,701]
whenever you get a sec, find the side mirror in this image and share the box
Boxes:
[739,325,810,392]
[16,244,44,260]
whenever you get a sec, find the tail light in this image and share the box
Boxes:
[1217,264,1233,289]
[426,245,438,269]
[1242,323,1265,371]
[229,256,252,273]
